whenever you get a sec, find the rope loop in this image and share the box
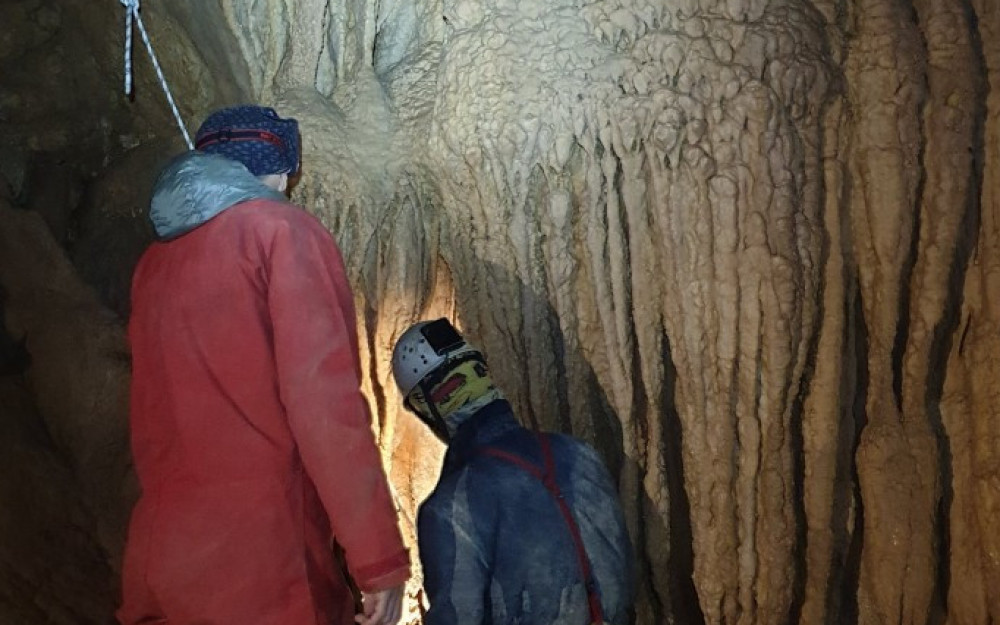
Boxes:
[119,0,194,149]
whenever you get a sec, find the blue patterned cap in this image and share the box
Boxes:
[194,105,300,177]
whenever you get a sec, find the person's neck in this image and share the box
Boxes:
[441,389,505,438]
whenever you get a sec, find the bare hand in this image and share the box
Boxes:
[355,584,404,625]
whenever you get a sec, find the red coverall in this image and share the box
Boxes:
[119,199,408,625]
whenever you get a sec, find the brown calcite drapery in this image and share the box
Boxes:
[1,1,999,624]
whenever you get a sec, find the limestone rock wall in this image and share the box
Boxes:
[942,1,1000,621]
[0,200,126,624]
[1,1,1000,624]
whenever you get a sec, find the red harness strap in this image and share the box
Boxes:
[478,433,605,624]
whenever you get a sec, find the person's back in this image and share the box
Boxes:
[129,162,356,489]
[120,114,408,625]
[127,174,349,623]
[418,399,634,625]
[390,319,634,625]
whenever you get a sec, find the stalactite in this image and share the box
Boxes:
[219,0,289,98]
[903,2,982,623]
[796,3,855,620]
[843,1,933,623]
[800,95,857,625]
[955,1,1000,620]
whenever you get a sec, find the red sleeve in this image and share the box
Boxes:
[265,207,409,591]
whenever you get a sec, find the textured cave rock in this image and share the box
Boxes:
[0,200,127,624]
[1,1,1000,624]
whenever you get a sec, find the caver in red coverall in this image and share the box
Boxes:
[118,152,409,625]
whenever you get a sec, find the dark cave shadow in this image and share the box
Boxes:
[68,146,171,320]
[839,291,869,625]
[0,285,31,376]
[448,257,704,625]
[787,274,826,625]
[660,330,706,625]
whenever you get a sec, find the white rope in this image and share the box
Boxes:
[121,0,194,149]
[122,1,134,95]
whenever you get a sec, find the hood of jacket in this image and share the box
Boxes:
[149,151,286,239]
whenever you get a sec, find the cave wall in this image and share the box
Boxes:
[1,1,999,624]
[0,201,127,625]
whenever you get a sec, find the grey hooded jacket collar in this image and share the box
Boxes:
[150,151,286,239]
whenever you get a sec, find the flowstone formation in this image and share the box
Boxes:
[1,0,999,624]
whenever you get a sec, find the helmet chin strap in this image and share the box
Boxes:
[407,379,452,443]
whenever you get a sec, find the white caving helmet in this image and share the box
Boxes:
[392,318,484,442]
[391,318,480,397]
